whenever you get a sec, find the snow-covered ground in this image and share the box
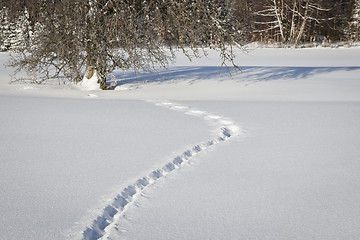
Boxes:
[1,47,360,240]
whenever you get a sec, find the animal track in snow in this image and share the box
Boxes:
[81,100,244,240]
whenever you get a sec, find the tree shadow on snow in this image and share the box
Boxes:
[108,66,360,88]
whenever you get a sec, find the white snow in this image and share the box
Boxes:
[80,71,101,91]
[0,47,360,240]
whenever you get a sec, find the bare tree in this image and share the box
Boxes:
[2,0,243,89]
[253,0,332,44]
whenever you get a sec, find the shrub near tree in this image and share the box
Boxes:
[1,0,243,89]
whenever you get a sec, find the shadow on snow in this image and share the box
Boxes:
[107,66,360,88]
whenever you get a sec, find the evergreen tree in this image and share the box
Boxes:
[349,0,360,40]
[0,8,28,51]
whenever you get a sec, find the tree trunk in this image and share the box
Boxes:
[99,77,107,90]
[295,0,310,44]
[85,65,96,80]
[289,0,297,43]
[273,0,285,42]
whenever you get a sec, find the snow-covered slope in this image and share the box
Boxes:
[110,101,360,240]
[1,47,360,240]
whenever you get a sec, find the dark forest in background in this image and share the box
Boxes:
[1,0,359,52]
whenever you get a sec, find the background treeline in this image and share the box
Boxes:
[1,0,359,52]
[233,0,360,44]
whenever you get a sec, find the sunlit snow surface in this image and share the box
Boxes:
[1,47,360,240]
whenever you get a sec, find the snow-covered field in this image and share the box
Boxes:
[1,47,360,240]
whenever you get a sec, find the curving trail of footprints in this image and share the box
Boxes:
[82,100,244,240]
